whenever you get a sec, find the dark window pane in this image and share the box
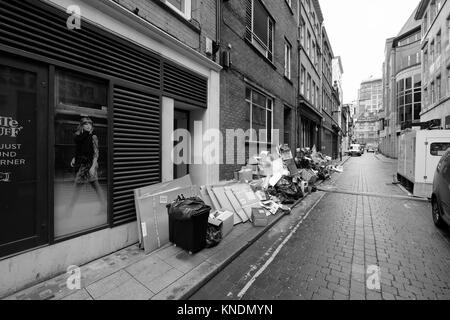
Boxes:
[405,77,412,90]
[405,104,412,122]
[414,92,421,103]
[405,92,412,104]
[399,106,404,123]
[414,103,421,120]
[246,87,251,100]
[253,0,268,45]
[252,90,266,108]
[430,143,450,156]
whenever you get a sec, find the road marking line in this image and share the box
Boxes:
[316,187,429,202]
[236,193,326,299]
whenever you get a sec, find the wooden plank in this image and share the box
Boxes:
[225,188,249,223]
[213,187,242,225]
[206,186,221,211]
[231,184,261,221]
[200,186,214,210]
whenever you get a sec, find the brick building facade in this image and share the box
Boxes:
[219,0,299,180]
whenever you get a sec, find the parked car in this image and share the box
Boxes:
[349,144,362,157]
[431,148,450,229]
[367,146,377,153]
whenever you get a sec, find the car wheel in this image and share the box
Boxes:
[432,198,447,229]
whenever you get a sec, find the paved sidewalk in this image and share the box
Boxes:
[4,157,350,301]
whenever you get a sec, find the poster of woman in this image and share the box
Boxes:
[66,117,106,216]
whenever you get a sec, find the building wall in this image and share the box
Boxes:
[381,24,422,159]
[297,0,324,151]
[219,0,299,180]
[419,0,450,126]
[355,79,382,146]
[0,0,221,297]
[113,0,217,58]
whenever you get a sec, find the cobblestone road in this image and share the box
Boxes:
[191,153,450,300]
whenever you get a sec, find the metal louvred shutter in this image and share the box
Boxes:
[245,0,253,41]
[0,0,161,89]
[113,86,161,226]
[163,62,208,108]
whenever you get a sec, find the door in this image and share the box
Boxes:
[0,56,48,258]
[173,110,189,179]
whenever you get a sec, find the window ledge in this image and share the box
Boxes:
[284,76,293,85]
[245,38,277,71]
[154,0,201,33]
[286,2,294,15]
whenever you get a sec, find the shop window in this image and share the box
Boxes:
[0,62,48,257]
[54,70,109,238]
[164,0,192,20]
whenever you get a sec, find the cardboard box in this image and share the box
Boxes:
[208,210,234,238]
[251,208,268,227]
[134,175,192,245]
[136,186,200,255]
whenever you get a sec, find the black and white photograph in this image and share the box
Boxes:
[0,0,449,308]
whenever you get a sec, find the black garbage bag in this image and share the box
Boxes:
[273,176,304,204]
[167,195,211,254]
[167,195,211,221]
[205,225,222,249]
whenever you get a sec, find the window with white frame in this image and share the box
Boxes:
[300,65,305,95]
[437,30,442,56]
[307,31,311,56]
[245,0,274,61]
[312,80,316,106]
[164,0,191,20]
[284,40,292,80]
[307,74,311,101]
[437,75,442,100]
[245,87,273,143]
[316,85,319,109]
[299,18,305,47]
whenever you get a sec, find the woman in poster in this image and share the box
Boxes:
[66,116,106,216]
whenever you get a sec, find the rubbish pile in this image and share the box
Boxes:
[134,144,343,255]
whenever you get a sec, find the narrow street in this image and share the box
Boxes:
[191,153,450,300]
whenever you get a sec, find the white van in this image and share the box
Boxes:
[398,130,450,198]
[349,144,362,157]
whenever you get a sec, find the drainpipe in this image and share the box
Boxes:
[215,0,222,62]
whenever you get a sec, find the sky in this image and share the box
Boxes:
[320,0,421,104]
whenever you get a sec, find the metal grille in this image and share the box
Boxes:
[113,86,161,226]
[163,62,208,108]
[245,0,253,41]
[0,0,161,89]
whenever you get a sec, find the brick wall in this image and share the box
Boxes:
[219,0,299,180]
[113,0,216,57]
